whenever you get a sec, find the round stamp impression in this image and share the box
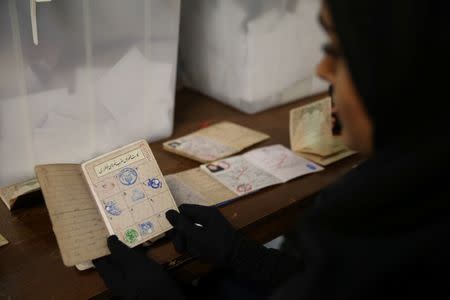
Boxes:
[237,183,252,194]
[139,221,154,236]
[146,178,162,189]
[124,228,139,244]
[105,201,121,216]
[131,188,146,202]
[119,168,138,186]
[306,163,317,171]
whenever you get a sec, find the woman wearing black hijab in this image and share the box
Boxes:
[94,1,450,299]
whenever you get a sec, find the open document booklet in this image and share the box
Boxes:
[163,121,270,163]
[35,140,178,268]
[290,97,356,166]
[166,144,323,207]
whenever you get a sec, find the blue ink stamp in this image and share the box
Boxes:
[139,221,154,235]
[105,201,121,216]
[131,188,146,202]
[119,168,138,186]
[146,178,162,189]
[306,163,317,171]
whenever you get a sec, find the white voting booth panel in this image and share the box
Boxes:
[180,0,328,114]
[0,0,180,188]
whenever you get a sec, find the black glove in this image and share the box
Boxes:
[93,235,185,300]
[165,204,240,266]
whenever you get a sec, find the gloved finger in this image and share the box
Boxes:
[165,210,180,227]
[179,204,220,225]
[165,226,187,253]
[172,233,187,253]
[93,256,126,291]
[108,236,165,273]
[165,228,176,240]
[107,235,140,267]
[165,210,197,236]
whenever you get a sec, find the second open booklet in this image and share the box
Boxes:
[166,144,324,207]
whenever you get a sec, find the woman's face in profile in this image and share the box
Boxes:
[316,1,374,155]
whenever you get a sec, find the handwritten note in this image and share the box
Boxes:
[201,145,323,197]
[201,156,281,196]
[244,144,323,182]
[35,164,109,267]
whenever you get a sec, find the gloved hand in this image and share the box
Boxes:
[165,204,240,266]
[93,235,185,300]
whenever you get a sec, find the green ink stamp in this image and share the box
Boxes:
[124,228,139,244]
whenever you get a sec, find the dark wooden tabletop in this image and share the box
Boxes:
[0,89,362,299]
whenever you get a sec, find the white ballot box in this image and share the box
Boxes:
[0,0,180,188]
[179,0,327,114]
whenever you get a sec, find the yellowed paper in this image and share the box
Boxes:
[290,97,356,165]
[166,168,236,206]
[0,233,8,247]
[299,136,347,157]
[297,150,356,166]
[201,156,281,196]
[165,174,209,206]
[243,144,323,182]
[35,164,109,267]
[201,145,323,196]
[290,97,333,151]
[199,121,269,151]
[82,140,178,248]
[0,178,41,210]
[163,121,269,163]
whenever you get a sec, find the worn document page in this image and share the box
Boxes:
[163,121,269,163]
[299,136,348,157]
[244,145,323,182]
[0,233,8,247]
[199,121,270,151]
[290,97,333,151]
[201,156,281,196]
[0,178,41,210]
[35,164,109,267]
[298,150,356,166]
[290,97,355,165]
[81,140,178,248]
[164,134,237,163]
[166,168,236,206]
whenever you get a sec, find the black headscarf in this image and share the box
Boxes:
[271,3,450,298]
[325,0,450,150]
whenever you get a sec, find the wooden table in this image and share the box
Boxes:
[0,89,362,299]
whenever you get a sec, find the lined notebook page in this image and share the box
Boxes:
[36,164,109,266]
